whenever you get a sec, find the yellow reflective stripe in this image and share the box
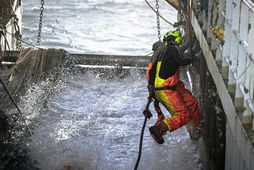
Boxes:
[154,61,165,88]
[155,90,176,132]
[163,119,171,131]
[154,60,177,114]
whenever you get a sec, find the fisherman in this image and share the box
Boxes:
[146,30,200,144]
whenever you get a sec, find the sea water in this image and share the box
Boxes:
[20,0,201,169]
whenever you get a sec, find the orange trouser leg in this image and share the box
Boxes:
[155,82,199,132]
[176,81,200,128]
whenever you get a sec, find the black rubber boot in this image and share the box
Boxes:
[149,121,168,144]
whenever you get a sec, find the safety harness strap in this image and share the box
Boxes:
[154,85,176,91]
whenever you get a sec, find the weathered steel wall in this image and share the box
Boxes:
[188,48,226,170]
[190,0,254,169]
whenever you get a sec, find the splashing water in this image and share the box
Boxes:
[18,0,202,169]
[13,69,201,170]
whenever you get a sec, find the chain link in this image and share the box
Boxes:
[155,0,161,41]
[37,0,44,46]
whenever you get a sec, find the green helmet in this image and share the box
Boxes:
[163,30,182,45]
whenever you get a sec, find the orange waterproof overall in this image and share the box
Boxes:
[152,61,199,132]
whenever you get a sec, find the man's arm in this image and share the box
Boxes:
[172,45,192,66]
[147,43,164,85]
[148,60,157,85]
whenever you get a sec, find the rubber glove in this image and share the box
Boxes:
[147,84,155,99]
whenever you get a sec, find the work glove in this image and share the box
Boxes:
[147,84,155,99]
[180,39,190,52]
[193,50,204,62]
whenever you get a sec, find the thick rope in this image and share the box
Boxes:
[2,28,41,49]
[134,97,152,170]
[134,117,148,170]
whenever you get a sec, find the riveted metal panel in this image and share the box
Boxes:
[251,147,254,170]
[212,2,218,25]
[235,45,247,98]
[225,0,233,22]
[225,123,231,170]
[207,0,213,38]
[228,32,238,87]
[229,32,239,68]
[249,65,254,100]
[243,0,254,12]
[218,0,226,25]
[232,0,241,31]
[236,44,247,80]
[247,11,254,54]
[245,66,253,102]
[222,22,231,69]
[239,2,249,42]
[191,9,236,138]
[247,11,254,100]
[225,116,254,170]
[216,44,223,61]
[192,10,254,170]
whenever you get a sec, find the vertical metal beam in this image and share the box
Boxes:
[214,96,226,169]
[204,73,212,142]
[199,54,207,134]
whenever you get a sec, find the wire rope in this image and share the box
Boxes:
[144,0,174,26]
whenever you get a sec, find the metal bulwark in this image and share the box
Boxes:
[191,0,254,169]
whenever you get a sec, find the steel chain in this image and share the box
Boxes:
[155,0,161,41]
[37,0,44,46]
